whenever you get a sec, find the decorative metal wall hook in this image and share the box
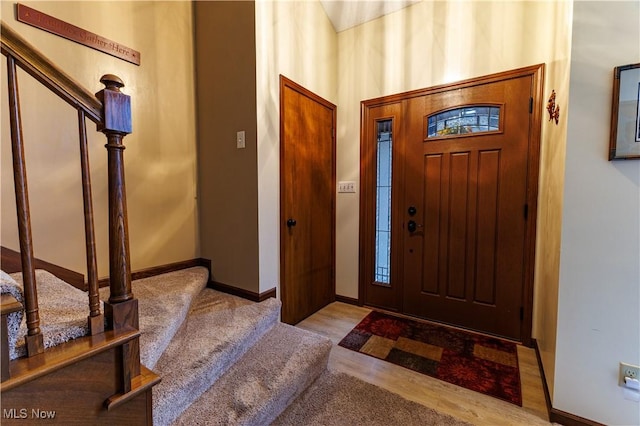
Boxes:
[547,90,560,125]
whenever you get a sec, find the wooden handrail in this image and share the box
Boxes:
[0,21,102,123]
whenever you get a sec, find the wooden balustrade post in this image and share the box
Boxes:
[96,74,138,334]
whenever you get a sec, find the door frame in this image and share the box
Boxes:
[359,64,544,346]
[279,75,337,324]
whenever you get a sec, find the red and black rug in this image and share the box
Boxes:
[338,311,522,406]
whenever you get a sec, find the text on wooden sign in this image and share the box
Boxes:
[16,3,140,66]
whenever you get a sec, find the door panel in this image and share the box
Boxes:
[476,149,500,304]
[280,77,336,325]
[403,75,532,339]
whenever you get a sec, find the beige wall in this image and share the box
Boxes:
[531,1,573,400]
[195,1,259,292]
[336,1,572,301]
[1,1,198,277]
[555,2,640,424]
[255,0,338,293]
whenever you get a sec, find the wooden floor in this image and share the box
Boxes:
[296,302,552,426]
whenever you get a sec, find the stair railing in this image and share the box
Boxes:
[1,20,137,359]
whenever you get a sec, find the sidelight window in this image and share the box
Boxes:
[427,106,500,138]
[375,120,392,285]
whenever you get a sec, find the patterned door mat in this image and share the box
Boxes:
[338,310,522,405]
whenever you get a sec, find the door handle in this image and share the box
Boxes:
[286,218,297,228]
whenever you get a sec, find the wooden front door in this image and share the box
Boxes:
[360,65,543,342]
[280,76,336,325]
[403,74,533,340]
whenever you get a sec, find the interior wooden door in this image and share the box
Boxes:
[402,74,534,340]
[280,76,336,325]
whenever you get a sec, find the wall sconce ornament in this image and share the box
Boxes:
[547,90,560,125]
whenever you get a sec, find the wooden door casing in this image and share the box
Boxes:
[280,76,336,325]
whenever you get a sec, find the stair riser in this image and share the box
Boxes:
[153,298,281,425]
[172,323,333,426]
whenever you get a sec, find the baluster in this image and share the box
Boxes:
[6,56,44,356]
[78,109,103,334]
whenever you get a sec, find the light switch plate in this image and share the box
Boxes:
[236,130,246,149]
[338,181,356,193]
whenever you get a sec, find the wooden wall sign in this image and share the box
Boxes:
[16,3,140,66]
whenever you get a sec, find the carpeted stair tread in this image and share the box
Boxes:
[152,289,281,425]
[172,322,332,426]
[8,270,100,360]
[99,266,209,369]
[273,370,472,426]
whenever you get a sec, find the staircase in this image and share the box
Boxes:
[3,266,474,426]
[124,267,332,425]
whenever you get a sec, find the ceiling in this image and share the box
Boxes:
[319,0,421,33]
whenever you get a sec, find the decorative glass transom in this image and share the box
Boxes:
[427,106,500,138]
[375,119,392,285]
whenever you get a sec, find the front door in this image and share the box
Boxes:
[361,65,543,342]
[403,74,533,340]
[280,76,336,325]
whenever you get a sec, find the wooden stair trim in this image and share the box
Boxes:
[98,258,212,288]
[209,280,277,303]
[105,365,160,411]
[1,294,23,382]
[1,246,86,291]
[1,294,22,315]
[1,327,139,391]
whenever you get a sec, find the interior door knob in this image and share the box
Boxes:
[286,218,297,228]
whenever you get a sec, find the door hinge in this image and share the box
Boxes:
[520,307,524,321]
[524,204,529,220]
[529,97,534,114]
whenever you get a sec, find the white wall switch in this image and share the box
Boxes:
[236,130,246,149]
[338,181,356,193]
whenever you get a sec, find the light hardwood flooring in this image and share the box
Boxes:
[295,302,552,426]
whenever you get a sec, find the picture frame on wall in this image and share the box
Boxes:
[609,63,640,160]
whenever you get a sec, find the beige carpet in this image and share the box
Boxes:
[4,268,472,425]
[173,322,332,426]
[273,370,471,426]
[153,289,282,425]
[9,269,100,359]
[99,266,209,368]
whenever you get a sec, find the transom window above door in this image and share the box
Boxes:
[426,105,501,138]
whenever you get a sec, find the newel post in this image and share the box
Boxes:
[96,74,138,332]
